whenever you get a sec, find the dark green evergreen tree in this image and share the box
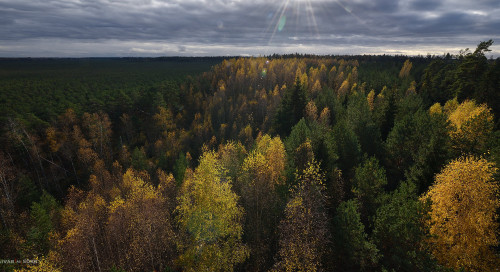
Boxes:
[332,118,362,179]
[173,152,188,185]
[131,146,148,171]
[284,118,312,186]
[384,94,451,192]
[352,156,388,228]
[345,92,382,156]
[333,199,379,271]
[275,77,307,136]
[373,181,437,272]
[453,40,493,102]
[26,191,60,256]
[419,59,455,106]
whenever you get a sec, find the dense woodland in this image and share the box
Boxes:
[0,41,499,272]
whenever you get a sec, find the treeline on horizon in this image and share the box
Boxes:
[0,40,499,272]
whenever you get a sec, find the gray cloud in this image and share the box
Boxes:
[408,0,441,11]
[0,0,498,57]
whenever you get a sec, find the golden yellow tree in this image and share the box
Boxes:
[422,156,499,271]
[107,169,176,271]
[429,102,443,115]
[310,79,322,96]
[367,90,375,111]
[58,167,176,272]
[238,135,285,270]
[176,151,248,272]
[447,100,494,154]
[58,191,107,271]
[318,107,331,126]
[338,79,350,96]
[399,59,413,78]
[273,160,331,272]
[154,106,182,168]
[305,101,318,122]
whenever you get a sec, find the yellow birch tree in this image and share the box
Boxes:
[422,156,499,271]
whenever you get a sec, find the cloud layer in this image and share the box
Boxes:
[0,0,499,57]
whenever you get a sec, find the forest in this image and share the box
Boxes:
[0,41,499,272]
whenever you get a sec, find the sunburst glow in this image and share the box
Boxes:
[265,0,321,44]
[264,0,368,45]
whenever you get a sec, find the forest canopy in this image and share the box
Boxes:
[1,42,500,271]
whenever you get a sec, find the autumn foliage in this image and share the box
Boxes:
[1,42,500,271]
[422,156,500,271]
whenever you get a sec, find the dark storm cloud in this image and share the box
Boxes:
[403,12,476,35]
[0,0,498,56]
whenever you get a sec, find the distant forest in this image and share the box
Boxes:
[1,41,499,272]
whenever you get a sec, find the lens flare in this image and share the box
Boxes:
[266,0,291,44]
[278,15,287,31]
[263,0,368,49]
[265,0,321,45]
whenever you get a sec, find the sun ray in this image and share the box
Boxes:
[334,0,366,26]
[294,0,300,35]
[306,0,320,37]
[263,0,369,48]
[267,0,291,45]
[265,0,287,34]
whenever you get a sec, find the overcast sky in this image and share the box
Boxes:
[0,0,499,57]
